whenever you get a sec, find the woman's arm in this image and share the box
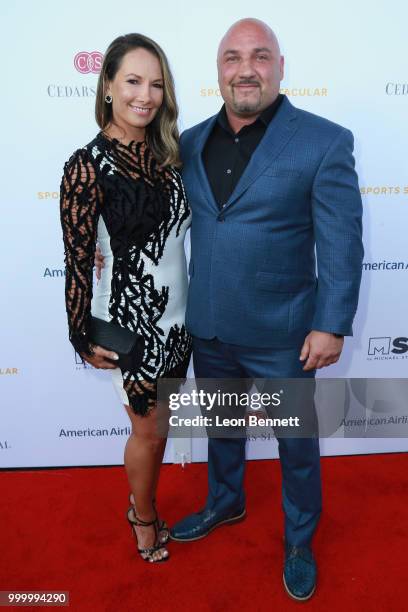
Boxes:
[60,148,101,357]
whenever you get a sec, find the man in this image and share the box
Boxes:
[170,18,363,601]
[96,18,363,600]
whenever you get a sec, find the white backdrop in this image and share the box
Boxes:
[1,0,407,467]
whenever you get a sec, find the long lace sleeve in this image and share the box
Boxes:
[60,148,101,356]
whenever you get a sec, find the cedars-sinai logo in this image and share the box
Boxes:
[74,51,103,74]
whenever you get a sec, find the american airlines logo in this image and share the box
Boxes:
[368,336,408,360]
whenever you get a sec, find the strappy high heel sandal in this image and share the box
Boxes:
[127,511,169,563]
[128,493,169,544]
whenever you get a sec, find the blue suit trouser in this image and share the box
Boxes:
[192,336,322,547]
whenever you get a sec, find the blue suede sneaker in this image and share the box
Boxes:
[283,544,317,601]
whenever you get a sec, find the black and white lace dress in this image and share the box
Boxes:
[60,132,192,415]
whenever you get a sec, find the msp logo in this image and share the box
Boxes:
[368,337,391,355]
[368,337,408,360]
[74,51,103,74]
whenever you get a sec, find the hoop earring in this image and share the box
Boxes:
[105,94,113,104]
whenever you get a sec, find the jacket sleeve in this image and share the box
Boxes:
[60,148,101,356]
[311,128,364,336]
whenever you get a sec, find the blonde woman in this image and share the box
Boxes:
[60,34,192,563]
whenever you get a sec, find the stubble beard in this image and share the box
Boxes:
[231,87,262,115]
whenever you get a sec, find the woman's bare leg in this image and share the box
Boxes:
[128,401,169,525]
[148,400,169,501]
[124,402,168,561]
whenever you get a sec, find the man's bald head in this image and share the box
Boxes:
[217,18,281,64]
[217,18,284,125]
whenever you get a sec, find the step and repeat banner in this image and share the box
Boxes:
[1,0,407,467]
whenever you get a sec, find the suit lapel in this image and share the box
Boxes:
[224,97,299,210]
[190,115,219,212]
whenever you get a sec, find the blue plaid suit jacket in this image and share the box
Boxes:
[181,96,363,348]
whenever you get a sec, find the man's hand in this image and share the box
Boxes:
[299,331,344,371]
[95,245,105,281]
[81,344,119,369]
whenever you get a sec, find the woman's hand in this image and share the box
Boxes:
[81,344,119,369]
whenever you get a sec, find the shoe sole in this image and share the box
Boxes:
[169,509,247,542]
[282,573,316,601]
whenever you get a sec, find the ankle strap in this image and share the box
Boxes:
[134,514,157,527]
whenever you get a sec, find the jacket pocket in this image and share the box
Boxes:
[261,169,302,178]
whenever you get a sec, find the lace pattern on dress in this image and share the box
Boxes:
[60,134,192,415]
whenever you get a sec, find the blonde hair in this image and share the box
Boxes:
[95,33,180,167]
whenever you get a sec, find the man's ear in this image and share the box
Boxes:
[280,56,285,81]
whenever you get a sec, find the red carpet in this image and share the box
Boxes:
[0,453,407,611]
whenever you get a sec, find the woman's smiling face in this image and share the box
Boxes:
[105,47,164,140]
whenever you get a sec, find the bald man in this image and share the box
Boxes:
[170,18,363,600]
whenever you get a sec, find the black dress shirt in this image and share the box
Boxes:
[202,94,284,208]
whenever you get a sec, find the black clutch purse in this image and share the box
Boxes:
[89,316,144,373]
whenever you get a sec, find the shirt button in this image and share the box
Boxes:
[235,138,239,143]
[226,169,232,174]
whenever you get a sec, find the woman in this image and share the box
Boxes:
[60,33,192,563]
